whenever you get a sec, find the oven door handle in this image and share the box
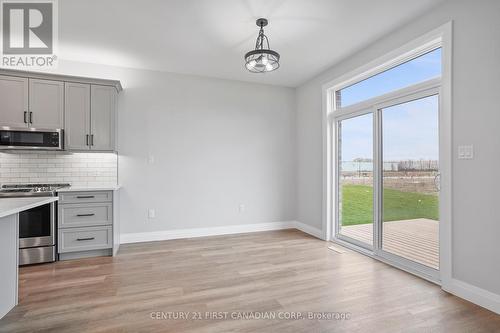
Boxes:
[76,237,95,241]
[76,213,95,217]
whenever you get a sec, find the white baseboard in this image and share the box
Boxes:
[120,221,295,244]
[294,221,324,239]
[443,278,500,314]
[120,220,324,244]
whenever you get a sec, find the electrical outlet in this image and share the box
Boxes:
[239,204,245,213]
[148,208,156,219]
[458,145,473,159]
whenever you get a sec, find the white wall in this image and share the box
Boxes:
[48,61,296,234]
[296,0,500,300]
[22,0,499,310]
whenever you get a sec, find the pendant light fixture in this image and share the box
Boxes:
[244,18,280,73]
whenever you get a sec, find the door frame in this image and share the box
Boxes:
[321,22,452,285]
[333,81,441,282]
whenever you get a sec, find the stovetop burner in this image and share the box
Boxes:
[1,188,32,193]
[0,183,71,198]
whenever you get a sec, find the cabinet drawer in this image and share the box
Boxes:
[58,203,112,228]
[58,226,112,253]
[58,191,112,204]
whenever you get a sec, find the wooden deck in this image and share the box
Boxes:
[340,218,439,269]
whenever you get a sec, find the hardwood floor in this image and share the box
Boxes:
[1,229,499,333]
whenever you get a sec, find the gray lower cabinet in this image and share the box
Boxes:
[59,226,112,253]
[58,203,112,228]
[58,190,115,260]
[59,190,112,204]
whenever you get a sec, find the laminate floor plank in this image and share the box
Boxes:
[0,229,499,333]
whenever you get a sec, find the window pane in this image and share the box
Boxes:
[338,48,441,108]
[381,95,439,269]
[338,113,373,247]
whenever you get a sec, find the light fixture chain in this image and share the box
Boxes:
[255,26,265,50]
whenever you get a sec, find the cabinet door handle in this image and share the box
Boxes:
[90,134,94,146]
[86,134,89,146]
[76,195,95,199]
[76,213,95,217]
[29,112,33,124]
[76,237,95,241]
[24,111,28,123]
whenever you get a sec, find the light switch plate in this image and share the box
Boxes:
[458,145,473,159]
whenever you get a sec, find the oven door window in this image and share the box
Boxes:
[19,204,51,239]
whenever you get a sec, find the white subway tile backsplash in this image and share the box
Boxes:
[0,151,117,186]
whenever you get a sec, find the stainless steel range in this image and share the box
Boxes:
[0,183,70,265]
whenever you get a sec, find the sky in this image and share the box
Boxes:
[341,48,441,107]
[339,48,441,162]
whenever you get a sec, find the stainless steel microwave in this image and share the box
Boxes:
[0,127,63,150]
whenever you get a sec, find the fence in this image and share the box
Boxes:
[341,160,438,172]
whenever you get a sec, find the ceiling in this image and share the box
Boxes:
[58,0,445,87]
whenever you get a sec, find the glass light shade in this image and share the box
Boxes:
[244,49,280,73]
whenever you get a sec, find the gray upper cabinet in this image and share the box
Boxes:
[0,70,121,151]
[29,79,64,129]
[90,85,116,151]
[65,83,91,150]
[65,84,117,151]
[0,75,64,129]
[0,75,29,128]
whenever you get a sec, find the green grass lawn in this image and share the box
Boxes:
[341,185,438,226]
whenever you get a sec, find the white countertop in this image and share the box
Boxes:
[57,185,121,192]
[0,197,58,219]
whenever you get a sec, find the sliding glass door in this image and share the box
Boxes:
[380,95,440,269]
[333,90,440,277]
[337,113,374,248]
